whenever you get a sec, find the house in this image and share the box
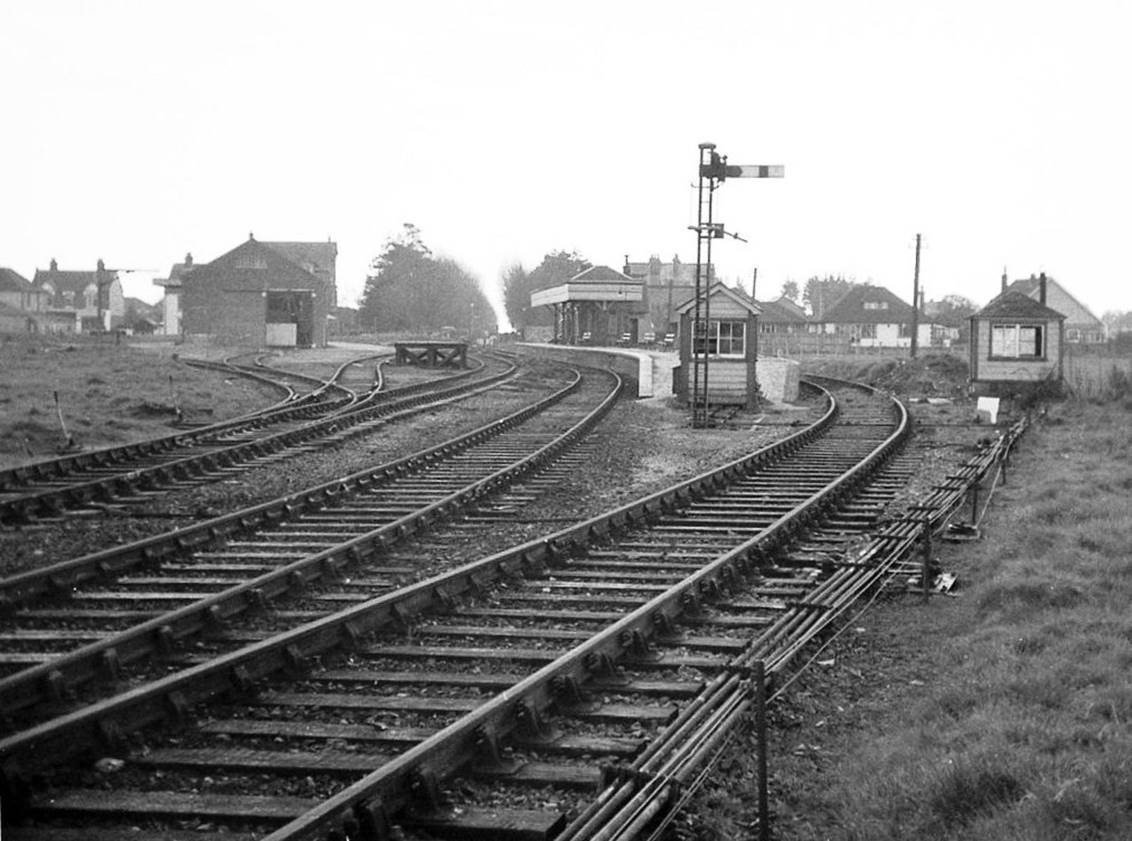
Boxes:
[673,282,761,408]
[969,277,1065,390]
[622,255,715,338]
[32,258,125,333]
[180,235,336,347]
[530,265,645,346]
[0,267,47,316]
[817,283,951,349]
[153,253,197,336]
[0,301,40,334]
[1004,272,1104,343]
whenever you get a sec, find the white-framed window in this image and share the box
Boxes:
[990,323,1044,359]
[693,319,746,357]
[863,300,889,310]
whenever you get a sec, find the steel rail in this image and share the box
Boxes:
[0,349,396,501]
[0,371,838,782]
[0,365,616,726]
[0,354,505,524]
[253,380,906,841]
[0,380,903,839]
[0,353,361,498]
[571,403,1030,841]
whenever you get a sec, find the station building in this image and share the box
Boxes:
[529,265,646,345]
[180,235,336,347]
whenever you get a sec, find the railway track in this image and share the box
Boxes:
[0,351,515,526]
[0,377,983,840]
[0,363,621,729]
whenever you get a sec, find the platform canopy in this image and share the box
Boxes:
[530,265,643,308]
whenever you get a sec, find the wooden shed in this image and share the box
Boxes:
[969,289,1066,391]
[673,282,761,408]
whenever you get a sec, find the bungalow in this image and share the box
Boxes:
[817,283,951,349]
[1004,272,1103,343]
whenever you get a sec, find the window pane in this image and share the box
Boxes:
[1019,326,1041,356]
[991,325,1018,357]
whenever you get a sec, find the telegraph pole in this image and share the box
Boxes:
[911,233,921,359]
[690,143,782,428]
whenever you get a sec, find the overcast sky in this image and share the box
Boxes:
[3,1,1129,326]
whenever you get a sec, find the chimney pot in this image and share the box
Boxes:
[1039,272,1047,305]
[50,258,58,271]
[97,258,105,272]
[185,252,193,266]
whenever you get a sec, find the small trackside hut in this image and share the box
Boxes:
[969,275,1066,394]
[673,282,761,408]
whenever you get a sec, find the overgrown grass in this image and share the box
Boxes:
[814,400,1132,839]
[0,334,279,467]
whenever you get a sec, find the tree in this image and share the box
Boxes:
[780,280,800,304]
[359,224,496,336]
[930,294,977,326]
[502,250,591,329]
[803,275,854,319]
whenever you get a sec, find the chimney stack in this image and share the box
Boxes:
[185,252,193,267]
[1039,272,1047,305]
[1001,267,1007,295]
[97,258,105,272]
[50,258,58,271]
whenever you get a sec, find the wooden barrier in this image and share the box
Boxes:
[393,341,468,368]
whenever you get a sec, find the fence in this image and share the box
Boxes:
[1063,346,1132,400]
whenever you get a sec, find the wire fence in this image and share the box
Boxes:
[1063,346,1132,401]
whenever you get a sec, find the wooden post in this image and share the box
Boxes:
[970,482,980,525]
[755,659,770,841]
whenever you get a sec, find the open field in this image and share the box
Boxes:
[680,392,1132,839]
[0,335,377,469]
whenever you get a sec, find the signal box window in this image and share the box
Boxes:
[991,323,1044,359]
[693,320,746,357]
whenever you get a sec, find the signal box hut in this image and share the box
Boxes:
[181,235,333,347]
[969,283,1066,393]
[530,265,645,345]
[673,282,761,408]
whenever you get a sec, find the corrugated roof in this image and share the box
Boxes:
[973,290,1065,320]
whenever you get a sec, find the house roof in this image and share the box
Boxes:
[154,261,196,289]
[0,267,42,293]
[1005,276,1101,326]
[820,284,917,324]
[972,290,1065,320]
[33,267,117,295]
[570,265,639,284]
[676,281,761,315]
[756,297,809,323]
[262,241,337,278]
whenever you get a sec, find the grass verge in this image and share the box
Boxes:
[679,398,1132,840]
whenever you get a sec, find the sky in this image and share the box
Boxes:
[3,1,1130,328]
